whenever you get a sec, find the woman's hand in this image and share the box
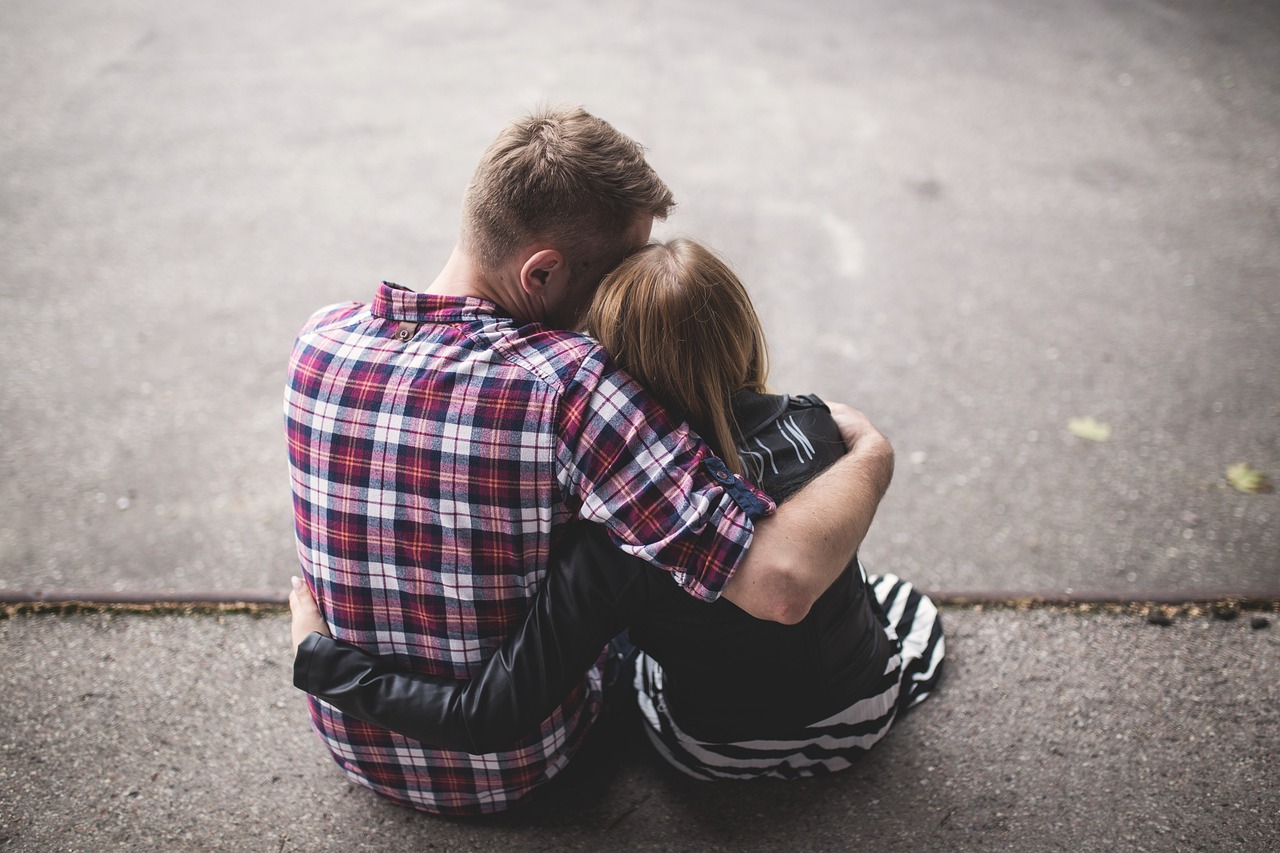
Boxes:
[290,575,331,656]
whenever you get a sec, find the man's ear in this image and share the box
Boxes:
[519,249,567,297]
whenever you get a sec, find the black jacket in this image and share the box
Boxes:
[295,391,892,752]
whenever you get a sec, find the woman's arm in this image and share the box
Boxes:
[290,523,663,754]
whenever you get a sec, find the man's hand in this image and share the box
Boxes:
[290,576,331,656]
[826,401,885,453]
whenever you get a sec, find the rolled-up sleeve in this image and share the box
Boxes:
[556,352,775,602]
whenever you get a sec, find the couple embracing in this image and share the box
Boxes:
[284,106,944,816]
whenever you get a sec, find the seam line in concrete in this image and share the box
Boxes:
[2,589,1277,614]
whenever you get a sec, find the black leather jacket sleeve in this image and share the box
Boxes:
[293,522,665,754]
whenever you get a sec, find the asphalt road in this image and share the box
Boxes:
[1,0,1277,596]
[2,607,1275,851]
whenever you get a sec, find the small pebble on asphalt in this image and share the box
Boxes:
[1212,604,1239,621]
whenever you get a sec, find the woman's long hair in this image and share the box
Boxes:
[585,238,769,475]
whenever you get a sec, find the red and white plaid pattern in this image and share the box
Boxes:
[285,282,772,815]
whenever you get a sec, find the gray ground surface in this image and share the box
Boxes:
[1,0,1277,597]
[1,608,1275,852]
[2,3,1278,851]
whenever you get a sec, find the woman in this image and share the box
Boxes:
[291,239,944,780]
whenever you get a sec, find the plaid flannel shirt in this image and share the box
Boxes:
[284,282,773,815]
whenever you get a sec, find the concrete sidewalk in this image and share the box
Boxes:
[2,606,1275,851]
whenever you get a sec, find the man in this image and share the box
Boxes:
[284,107,892,815]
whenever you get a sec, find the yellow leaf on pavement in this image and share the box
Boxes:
[1067,416,1112,442]
[1226,462,1273,494]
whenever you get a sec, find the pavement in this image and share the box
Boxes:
[1,605,1276,851]
[2,0,1279,850]
[1,0,1277,597]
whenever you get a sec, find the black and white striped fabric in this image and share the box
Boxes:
[633,567,945,780]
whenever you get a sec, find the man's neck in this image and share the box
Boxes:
[426,245,492,300]
[427,244,538,323]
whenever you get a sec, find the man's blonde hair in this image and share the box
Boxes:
[462,106,675,274]
[585,239,770,475]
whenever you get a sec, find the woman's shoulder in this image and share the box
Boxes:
[731,389,830,441]
[731,389,845,501]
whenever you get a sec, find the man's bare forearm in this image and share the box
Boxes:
[721,406,893,624]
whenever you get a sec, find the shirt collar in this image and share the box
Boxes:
[371,281,503,324]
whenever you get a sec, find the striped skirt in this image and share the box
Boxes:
[633,572,945,780]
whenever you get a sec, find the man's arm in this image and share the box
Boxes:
[720,402,893,625]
